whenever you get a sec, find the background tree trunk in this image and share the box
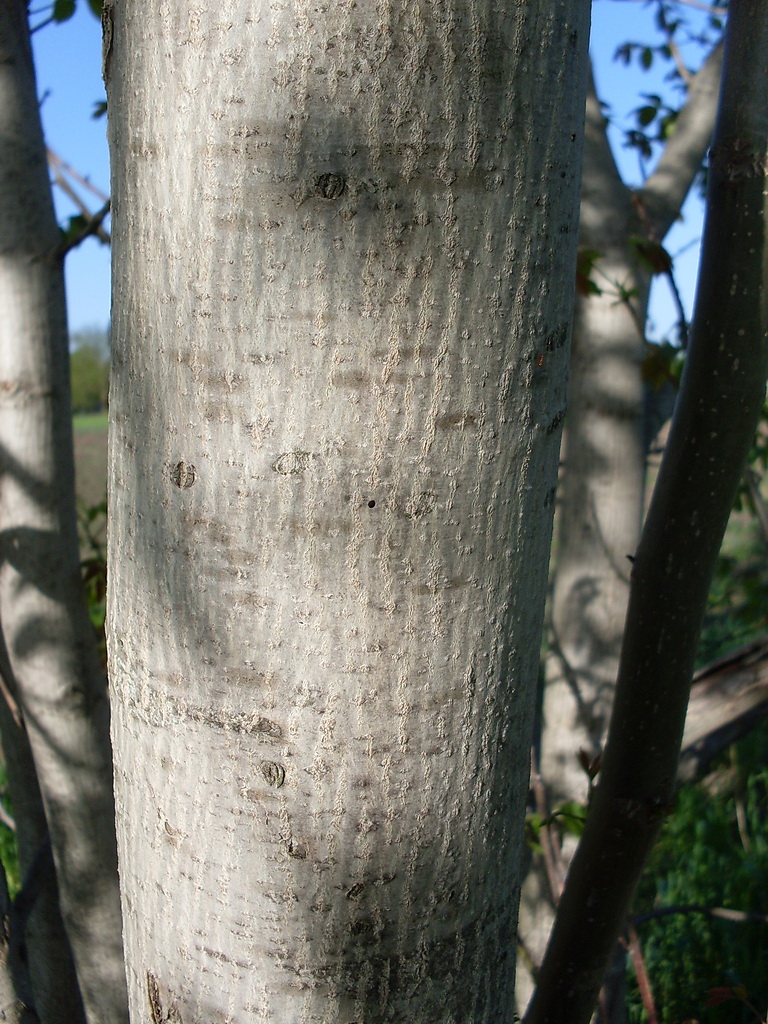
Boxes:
[0,678,82,1024]
[516,42,723,1015]
[542,39,723,815]
[106,1,589,1020]
[0,3,127,1021]
[525,0,768,1015]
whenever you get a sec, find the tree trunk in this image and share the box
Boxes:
[516,43,723,1016]
[525,0,768,1015]
[0,853,39,1024]
[542,39,724,815]
[541,62,650,810]
[106,1,589,1020]
[0,4,128,1022]
[0,671,83,1024]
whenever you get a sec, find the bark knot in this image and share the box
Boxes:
[315,172,347,200]
[169,461,196,489]
[272,451,312,475]
[260,760,286,788]
[147,972,182,1024]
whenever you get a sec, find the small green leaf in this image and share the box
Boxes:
[524,812,544,852]
[637,105,657,127]
[60,214,88,245]
[53,0,76,21]
[641,46,653,69]
[660,112,678,140]
[576,247,603,297]
[642,342,685,390]
[553,801,588,838]
[631,236,673,276]
[87,0,103,15]
[527,812,543,831]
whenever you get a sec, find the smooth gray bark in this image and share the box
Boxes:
[106,1,590,1020]
[0,3,128,1021]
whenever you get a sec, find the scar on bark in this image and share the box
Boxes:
[147,972,182,1024]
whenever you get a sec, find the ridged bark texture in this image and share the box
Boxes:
[0,3,128,1021]
[106,2,589,1021]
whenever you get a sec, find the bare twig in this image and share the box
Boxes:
[47,149,108,203]
[622,922,659,1024]
[666,36,693,85]
[663,262,690,348]
[632,193,690,348]
[0,668,22,730]
[634,903,768,927]
[666,0,727,13]
[46,149,111,250]
[529,750,567,904]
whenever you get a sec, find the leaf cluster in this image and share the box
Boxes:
[59,212,109,251]
[610,0,725,173]
[49,0,101,23]
[526,801,588,853]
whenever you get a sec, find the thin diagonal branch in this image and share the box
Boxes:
[640,41,723,238]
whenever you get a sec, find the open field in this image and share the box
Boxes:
[73,412,108,510]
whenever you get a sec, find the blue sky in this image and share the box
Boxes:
[29,0,717,338]
[31,2,109,335]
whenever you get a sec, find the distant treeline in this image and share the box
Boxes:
[70,325,109,414]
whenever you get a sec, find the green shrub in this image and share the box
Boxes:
[70,342,109,413]
[0,765,20,897]
[628,727,768,1023]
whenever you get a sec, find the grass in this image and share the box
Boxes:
[0,765,19,896]
[73,412,108,510]
[73,411,108,435]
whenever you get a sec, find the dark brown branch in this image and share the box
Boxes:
[663,262,690,349]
